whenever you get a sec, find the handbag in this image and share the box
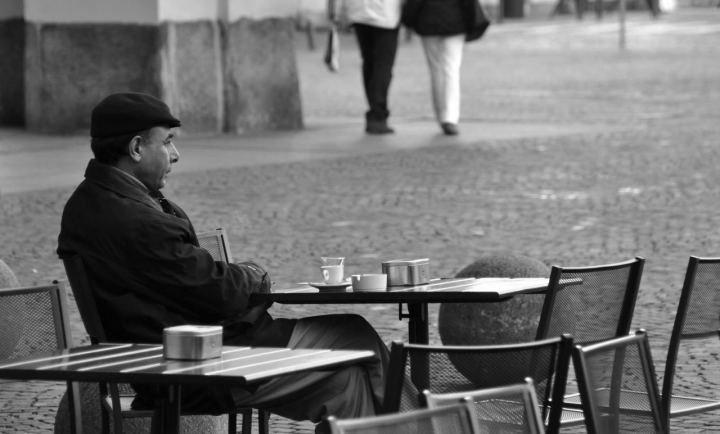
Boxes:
[465,0,491,42]
[324,24,340,72]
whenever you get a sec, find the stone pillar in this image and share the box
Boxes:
[0,0,24,126]
[23,0,224,134]
[223,0,303,133]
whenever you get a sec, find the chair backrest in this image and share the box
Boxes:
[197,227,233,263]
[424,378,546,434]
[327,402,481,434]
[536,257,644,346]
[383,335,572,434]
[661,256,720,419]
[0,282,73,358]
[572,330,667,434]
[0,281,82,434]
[61,255,108,344]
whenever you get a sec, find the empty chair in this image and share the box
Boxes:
[0,282,82,434]
[382,336,575,434]
[537,257,645,425]
[424,378,546,434]
[572,330,667,434]
[661,256,720,422]
[62,254,263,434]
[327,402,481,434]
[536,257,644,346]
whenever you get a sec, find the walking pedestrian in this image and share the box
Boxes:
[402,0,490,135]
[331,0,403,134]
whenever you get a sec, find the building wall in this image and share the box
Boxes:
[9,0,303,134]
[225,18,303,133]
[0,0,25,126]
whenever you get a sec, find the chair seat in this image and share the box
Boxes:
[669,395,720,417]
[562,389,720,419]
[558,407,585,427]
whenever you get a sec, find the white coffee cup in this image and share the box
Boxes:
[321,265,344,284]
[351,274,387,291]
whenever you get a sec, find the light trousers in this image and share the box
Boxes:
[421,34,465,125]
[230,314,389,429]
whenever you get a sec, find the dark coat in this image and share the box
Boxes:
[57,160,291,347]
[402,0,491,42]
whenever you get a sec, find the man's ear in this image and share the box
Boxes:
[127,136,144,163]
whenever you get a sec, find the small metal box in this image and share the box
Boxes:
[382,258,431,286]
[163,325,223,360]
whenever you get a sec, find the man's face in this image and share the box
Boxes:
[135,126,179,191]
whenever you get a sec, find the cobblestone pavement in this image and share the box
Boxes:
[2,8,720,433]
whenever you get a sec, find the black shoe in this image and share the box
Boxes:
[366,121,395,135]
[441,122,459,136]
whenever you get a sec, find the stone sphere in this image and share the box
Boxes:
[438,254,550,388]
[0,259,23,360]
[54,383,229,434]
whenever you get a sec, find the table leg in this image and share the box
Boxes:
[161,385,182,434]
[406,303,429,345]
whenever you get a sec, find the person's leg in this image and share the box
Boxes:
[366,26,400,126]
[422,34,464,134]
[353,23,375,112]
[439,34,465,128]
[421,36,445,124]
[230,315,389,423]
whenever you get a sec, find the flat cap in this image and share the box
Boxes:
[91,92,181,138]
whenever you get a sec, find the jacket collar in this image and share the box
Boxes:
[84,159,163,212]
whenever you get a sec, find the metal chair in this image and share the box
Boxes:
[327,402,481,434]
[382,336,576,434]
[424,378,546,434]
[0,282,82,434]
[197,227,233,264]
[537,257,644,425]
[536,257,644,346]
[62,252,266,434]
[572,330,667,434]
[661,256,720,423]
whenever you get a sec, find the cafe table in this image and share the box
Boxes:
[0,343,374,434]
[252,277,555,345]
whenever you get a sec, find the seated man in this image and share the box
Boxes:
[57,93,388,431]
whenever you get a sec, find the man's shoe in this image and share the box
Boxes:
[441,122,459,136]
[366,121,395,135]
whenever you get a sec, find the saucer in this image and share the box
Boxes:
[308,282,353,292]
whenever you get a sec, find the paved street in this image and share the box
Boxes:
[2,7,720,433]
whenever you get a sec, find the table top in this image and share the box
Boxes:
[252,277,552,304]
[0,344,374,387]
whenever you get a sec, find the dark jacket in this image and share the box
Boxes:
[402,0,491,42]
[57,160,285,346]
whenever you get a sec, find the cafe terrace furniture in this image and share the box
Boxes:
[62,254,262,434]
[534,257,645,426]
[0,282,82,434]
[0,344,375,434]
[660,256,720,422]
[424,378,546,434]
[567,257,720,427]
[381,337,579,434]
[571,330,667,434]
[327,401,481,434]
[536,257,644,345]
[252,277,559,345]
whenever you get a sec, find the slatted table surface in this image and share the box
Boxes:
[0,344,375,386]
[253,277,552,304]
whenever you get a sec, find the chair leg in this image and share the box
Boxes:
[241,410,252,434]
[100,405,111,434]
[228,413,237,434]
[258,410,270,434]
